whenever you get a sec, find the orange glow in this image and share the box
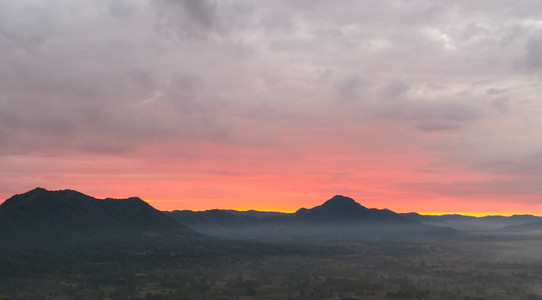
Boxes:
[1,136,541,215]
[417,212,542,217]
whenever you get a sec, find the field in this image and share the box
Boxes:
[3,233,542,300]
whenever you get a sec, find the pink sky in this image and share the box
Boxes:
[1,0,541,215]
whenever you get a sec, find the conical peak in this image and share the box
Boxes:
[321,195,361,208]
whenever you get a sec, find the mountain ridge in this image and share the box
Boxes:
[5,188,540,244]
[402,212,542,231]
[293,195,412,224]
[0,187,200,250]
[167,194,456,240]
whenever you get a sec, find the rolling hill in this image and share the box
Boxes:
[402,212,542,231]
[0,187,203,252]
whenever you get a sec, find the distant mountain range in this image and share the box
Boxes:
[7,188,542,299]
[401,212,542,231]
[167,195,413,226]
[167,196,542,235]
[503,219,542,232]
[165,209,265,228]
[222,209,288,218]
[3,188,542,249]
[167,195,457,240]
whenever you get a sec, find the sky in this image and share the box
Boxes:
[1,0,541,215]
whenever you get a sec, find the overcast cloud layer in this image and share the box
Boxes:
[1,0,541,212]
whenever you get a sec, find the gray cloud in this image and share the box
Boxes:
[335,74,370,99]
[473,149,542,177]
[108,0,139,19]
[1,0,541,206]
[153,0,218,39]
[486,88,506,96]
[0,1,56,45]
[525,33,542,70]
[369,80,482,131]
[378,80,409,100]
[490,96,510,113]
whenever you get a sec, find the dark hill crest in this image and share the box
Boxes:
[166,195,457,240]
[294,195,408,223]
[320,195,367,210]
[0,187,199,248]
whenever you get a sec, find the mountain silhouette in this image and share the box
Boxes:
[222,209,288,218]
[504,219,542,232]
[167,209,263,228]
[402,212,542,231]
[167,195,455,240]
[0,188,280,284]
[294,195,413,223]
[0,187,200,249]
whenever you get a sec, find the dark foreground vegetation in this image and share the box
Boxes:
[3,189,542,299]
[4,236,542,300]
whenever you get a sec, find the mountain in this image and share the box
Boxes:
[222,209,289,218]
[164,209,289,230]
[294,195,413,224]
[402,212,542,231]
[0,187,200,250]
[167,195,457,240]
[504,220,542,232]
[166,209,264,228]
[0,188,284,298]
[287,195,456,239]
[165,209,287,241]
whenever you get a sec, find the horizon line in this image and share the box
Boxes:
[149,203,542,217]
[6,189,542,218]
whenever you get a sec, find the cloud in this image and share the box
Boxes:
[369,80,482,131]
[152,0,218,39]
[390,179,542,199]
[490,97,510,113]
[0,0,56,45]
[108,0,139,19]
[486,88,506,96]
[378,80,409,100]
[0,0,534,147]
[335,74,370,99]
[1,0,542,211]
[473,149,542,177]
[526,35,542,69]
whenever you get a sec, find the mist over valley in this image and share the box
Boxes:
[2,188,542,299]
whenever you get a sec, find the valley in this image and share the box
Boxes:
[2,189,542,300]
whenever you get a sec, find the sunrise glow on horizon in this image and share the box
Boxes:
[1,1,541,216]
